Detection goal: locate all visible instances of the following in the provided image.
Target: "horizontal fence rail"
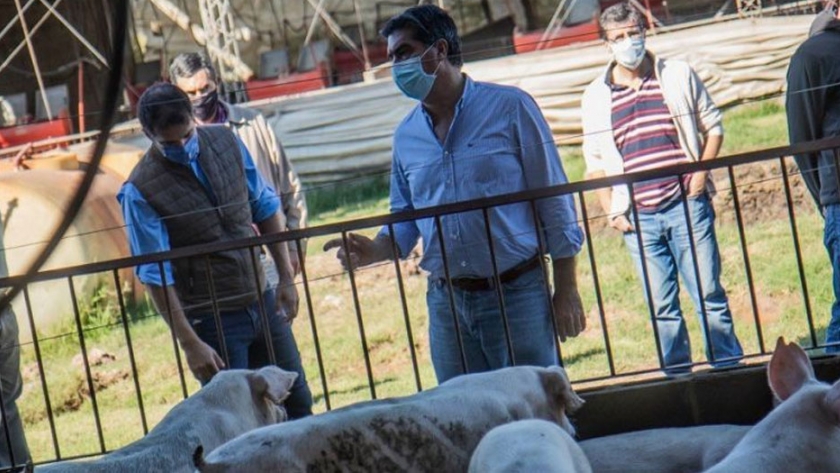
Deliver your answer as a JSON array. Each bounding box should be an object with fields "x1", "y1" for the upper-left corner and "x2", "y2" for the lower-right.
[{"x1": 1, "y1": 135, "x2": 840, "y2": 468}]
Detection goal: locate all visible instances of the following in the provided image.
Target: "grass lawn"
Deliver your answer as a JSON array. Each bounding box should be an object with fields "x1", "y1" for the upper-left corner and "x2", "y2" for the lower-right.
[{"x1": 22, "y1": 97, "x2": 824, "y2": 462}]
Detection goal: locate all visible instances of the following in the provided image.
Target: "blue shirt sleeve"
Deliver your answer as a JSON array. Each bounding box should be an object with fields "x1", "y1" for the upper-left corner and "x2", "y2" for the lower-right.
[
  {"x1": 240, "y1": 140, "x2": 281, "y2": 223},
  {"x1": 117, "y1": 183, "x2": 174, "y2": 286},
  {"x1": 514, "y1": 93, "x2": 584, "y2": 259},
  {"x1": 377, "y1": 147, "x2": 420, "y2": 258}
]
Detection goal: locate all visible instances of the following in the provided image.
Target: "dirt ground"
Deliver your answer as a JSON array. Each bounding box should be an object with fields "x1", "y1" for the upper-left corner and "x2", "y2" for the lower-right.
[{"x1": 583, "y1": 160, "x2": 817, "y2": 232}]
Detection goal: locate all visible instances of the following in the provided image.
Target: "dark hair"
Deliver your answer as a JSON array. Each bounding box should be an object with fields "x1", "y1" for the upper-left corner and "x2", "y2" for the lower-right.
[
  {"x1": 137, "y1": 82, "x2": 193, "y2": 135},
  {"x1": 381, "y1": 5, "x2": 463, "y2": 67},
  {"x1": 599, "y1": 2, "x2": 647, "y2": 38},
  {"x1": 169, "y1": 52, "x2": 217, "y2": 83}
]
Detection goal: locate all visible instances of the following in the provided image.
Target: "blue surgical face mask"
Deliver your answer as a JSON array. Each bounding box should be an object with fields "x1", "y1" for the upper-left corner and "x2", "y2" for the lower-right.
[
  {"x1": 610, "y1": 35, "x2": 646, "y2": 70},
  {"x1": 391, "y1": 45, "x2": 441, "y2": 101},
  {"x1": 158, "y1": 131, "x2": 198, "y2": 163}
]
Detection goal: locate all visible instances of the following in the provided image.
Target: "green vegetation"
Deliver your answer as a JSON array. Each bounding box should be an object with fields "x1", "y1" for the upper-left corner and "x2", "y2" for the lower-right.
[{"x1": 20, "y1": 98, "x2": 816, "y2": 462}]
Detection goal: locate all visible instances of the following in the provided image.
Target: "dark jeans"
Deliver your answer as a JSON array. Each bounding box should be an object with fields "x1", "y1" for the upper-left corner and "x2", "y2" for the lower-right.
[
  {"x1": 824, "y1": 203, "x2": 840, "y2": 354},
  {"x1": 189, "y1": 289, "x2": 313, "y2": 419},
  {"x1": 0, "y1": 307, "x2": 29, "y2": 471}
]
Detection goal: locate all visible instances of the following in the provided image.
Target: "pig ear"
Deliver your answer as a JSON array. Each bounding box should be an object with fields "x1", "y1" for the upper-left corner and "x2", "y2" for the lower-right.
[
  {"x1": 248, "y1": 367, "x2": 298, "y2": 404},
  {"x1": 768, "y1": 337, "x2": 815, "y2": 401},
  {"x1": 823, "y1": 380, "x2": 840, "y2": 424},
  {"x1": 544, "y1": 366, "x2": 585, "y2": 414}
]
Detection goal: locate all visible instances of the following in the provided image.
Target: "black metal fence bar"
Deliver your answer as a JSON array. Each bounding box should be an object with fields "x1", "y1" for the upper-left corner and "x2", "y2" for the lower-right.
[
  {"x1": 67, "y1": 276, "x2": 106, "y2": 453},
  {"x1": 340, "y1": 231, "x2": 377, "y2": 400},
  {"x1": 434, "y1": 214, "x2": 468, "y2": 376},
  {"x1": 675, "y1": 178, "x2": 716, "y2": 364},
  {"x1": 158, "y1": 261, "x2": 189, "y2": 400},
  {"x1": 530, "y1": 199, "x2": 565, "y2": 365},
  {"x1": 386, "y1": 224, "x2": 424, "y2": 393},
  {"x1": 627, "y1": 185, "x2": 669, "y2": 370},
  {"x1": 576, "y1": 192, "x2": 615, "y2": 376},
  {"x1": 22, "y1": 286, "x2": 60, "y2": 459},
  {"x1": 481, "y1": 207, "x2": 516, "y2": 367},
  {"x1": 249, "y1": 249, "x2": 277, "y2": 366},
  {"x1": 205, "y1": 254, "x2": 232, "y2": 369},
  {"x1": 112, "y1": 269, "x2": 149, "y2": 435},
  {"x1": 726, "y1": 165, "x2": 765, "y2": 355},
  {"x1": 294, "y1": 238, "x2": 331, "y2": 411},
  {"x1": 779, "y1": 157, "x2": 819, "y2": 348}
]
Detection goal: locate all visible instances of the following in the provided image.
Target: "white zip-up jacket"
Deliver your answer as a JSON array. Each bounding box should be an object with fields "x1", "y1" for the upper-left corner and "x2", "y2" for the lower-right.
[{"x1": 581, "y1": 53, "x2": 723, "y2": 218}]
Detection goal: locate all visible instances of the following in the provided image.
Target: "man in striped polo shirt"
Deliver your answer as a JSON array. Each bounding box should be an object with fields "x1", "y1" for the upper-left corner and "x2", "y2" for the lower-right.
[{"x1": 581, "y1": 2, "x2": 743, "y2": 375}]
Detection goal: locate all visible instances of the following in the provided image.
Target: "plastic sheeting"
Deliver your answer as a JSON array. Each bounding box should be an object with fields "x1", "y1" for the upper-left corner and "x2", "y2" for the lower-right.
[{"x1": 253, "y1": 16, "x2": 812, "y2": 183}]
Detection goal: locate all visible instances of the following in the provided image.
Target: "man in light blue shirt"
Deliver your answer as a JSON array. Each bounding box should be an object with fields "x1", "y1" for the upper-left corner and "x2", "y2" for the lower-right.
[
  {"x1": 324, "y1": 5, "x2": 585, "y2": 383},
  {"x1": 118, "y1": 83, "x2": 312, "y2": 418}
]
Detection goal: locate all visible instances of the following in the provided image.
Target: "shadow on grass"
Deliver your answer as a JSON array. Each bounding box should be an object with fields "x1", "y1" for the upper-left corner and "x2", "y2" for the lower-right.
[
  {"x1": 313, "y1": 375, "x2": 398, "y2": 405},
  {"x1": 563, "y1": 347, "x2": 606, "y2": 367}
]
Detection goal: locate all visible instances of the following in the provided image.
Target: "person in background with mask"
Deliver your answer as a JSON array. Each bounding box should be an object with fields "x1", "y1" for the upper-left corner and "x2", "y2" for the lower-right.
[
  {"x1": 118, "y1": 83, "x2": 313, "y2": 418},
  {"x1": 786, "y1": 0, "x2": 840, "y2": 353},
  {"x1": 324, "y1": 5, "x2": 585, "y2": 383},
  {"x1": 169, "y1": 53, "x2": 308, "y2": 284},
  {"x1": 581, "y1": 2, "x2": 742, "y2": 376}
]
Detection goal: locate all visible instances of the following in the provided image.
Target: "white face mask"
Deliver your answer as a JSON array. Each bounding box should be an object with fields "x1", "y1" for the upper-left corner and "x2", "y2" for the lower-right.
[{"x1": 609, "y1": 35, "x2": 646, "y2": 70}]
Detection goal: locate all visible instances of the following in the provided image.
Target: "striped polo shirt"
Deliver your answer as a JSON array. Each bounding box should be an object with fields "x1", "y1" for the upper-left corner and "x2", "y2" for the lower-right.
[{"x1": 611, "y1": 74, "x2": 690, "y2": 211}]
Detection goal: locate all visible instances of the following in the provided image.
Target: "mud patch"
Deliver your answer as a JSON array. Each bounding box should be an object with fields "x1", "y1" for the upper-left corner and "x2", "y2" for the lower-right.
[
  {"x1": 582, "y1": 162, "x2": 816, "y2": 232},
  {"x1": 59, "y1": 368, "x2": 129, "y2": 414}
]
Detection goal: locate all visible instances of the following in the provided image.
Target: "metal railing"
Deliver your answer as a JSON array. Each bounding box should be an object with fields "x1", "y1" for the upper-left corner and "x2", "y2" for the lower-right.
[{"x1": 2, "y1": 135, "x2": 840, "y2": 468}]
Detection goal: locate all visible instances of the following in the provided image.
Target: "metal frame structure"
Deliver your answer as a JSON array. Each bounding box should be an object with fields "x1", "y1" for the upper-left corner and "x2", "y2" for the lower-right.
[
  {"x1": 198, "y1": 0, "x2": 245, "y2": 83},
  {"x1": 7, "y1": 135, "x2": 840, "y2": 467},
  {"x1": 0, "y1": 0, "x2": 111, "y2": 122}
]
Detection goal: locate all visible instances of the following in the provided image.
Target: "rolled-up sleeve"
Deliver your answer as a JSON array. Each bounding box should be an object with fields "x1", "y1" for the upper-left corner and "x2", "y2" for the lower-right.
[
  {"x1": 514, "y1": 94, "x2": 584, "y2": 259},
  {"x1": 377, "y1": 148, "x2": 420, "y2": 259},
  {"x1": 117, "y1": 183, "x2": 174, "y2": 286},
  {"x1": 240, "y1": 140, "x2": 281, "y2": 223}
]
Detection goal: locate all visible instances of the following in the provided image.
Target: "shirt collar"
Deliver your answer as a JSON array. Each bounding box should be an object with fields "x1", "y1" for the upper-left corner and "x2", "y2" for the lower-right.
[
  {"x1": 458, "y1": 74, "x2": 474, "y2": 111},
  {"x1": 420, "y1": 73, "x2": 473, "y2": 119},
  {"x1": 222, "y1": 101, "x2": 248, "y2": 126}
]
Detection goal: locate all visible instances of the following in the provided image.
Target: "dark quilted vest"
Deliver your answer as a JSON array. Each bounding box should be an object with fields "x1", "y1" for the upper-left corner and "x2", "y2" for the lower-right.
[{"x1": 128, "y1": 125, "x2": 263, "y2": 315}]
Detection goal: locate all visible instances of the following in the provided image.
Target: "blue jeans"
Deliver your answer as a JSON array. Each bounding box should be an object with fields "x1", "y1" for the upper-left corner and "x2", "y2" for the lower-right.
[
  {"x1": 189, "y1": 289, "x2": 313, "y2": 419},
  {"x1": 623, "y1": 195, "x2": 743, "y2": 373},
  {"x1": 426, "y1": 266, "x2": 558, "y2": 383},
  {"x1": 824, "y1": 204, "x2": 840, "y2": 354}
]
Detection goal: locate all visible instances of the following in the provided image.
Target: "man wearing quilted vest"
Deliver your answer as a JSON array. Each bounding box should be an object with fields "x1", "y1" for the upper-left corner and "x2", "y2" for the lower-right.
[
  {"x1": 118, "y1": 83, "x2": 312, "y2": 418},
  {"x1": 169, "y1": 53, "x2": 308, "y2": 284}
]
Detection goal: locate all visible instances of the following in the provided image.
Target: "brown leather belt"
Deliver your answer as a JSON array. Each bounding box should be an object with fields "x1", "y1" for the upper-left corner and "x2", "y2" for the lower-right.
[{"x1": 447, "y1": 255, "x2": 542, "y2": 292}]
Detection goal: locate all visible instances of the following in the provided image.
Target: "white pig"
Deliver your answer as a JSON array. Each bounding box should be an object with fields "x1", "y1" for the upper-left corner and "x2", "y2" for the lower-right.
[
  {"x1": 193, "y1": 365, "x2": 584, "y2": 473},
  {"x1": 705, "y1": 337, "x2": 840, "y2": 472},
  {"x1": 580, "y1": 424, "x2": 749, "y2": 473},
  {"x1": 37, "y1": 366, "x2": 297, "y2": 473},
  {"x1": 469, "y1": 419, "x2": 592, "y2": 473}
]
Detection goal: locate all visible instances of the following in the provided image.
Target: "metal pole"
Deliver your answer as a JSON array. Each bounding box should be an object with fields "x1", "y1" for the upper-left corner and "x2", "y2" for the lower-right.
[
  {"x1": 353, "y1": 0, "x2": 371, "y2": 72},
  {"x1": 0, "y1": 0, "x2": 64, "y2": 76},
  {"x1": 0, "y1": 0, "x2": 36, "y2": 45},
  {"x1": 77, "y1": 62, "x2": 85, "y2": 133},
  {"x1": 304, "y1": 0, "x2": 361, "y2": 56},
  {"x1": 36, "y1": 0, "x2": 109, "y2": 67},
  {"x1": 13, "y1": 0, "x2": 53, "y2": 120},
  {"x1": 303, "y1": 0, "x2": 328, "y2": 48}
]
